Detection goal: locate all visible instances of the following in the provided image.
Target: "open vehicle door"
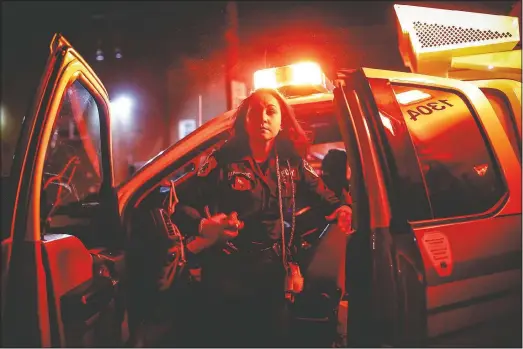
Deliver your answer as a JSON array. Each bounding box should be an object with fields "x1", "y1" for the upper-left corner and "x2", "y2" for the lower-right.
[
  {"x1": 334, "y1": 68, "x2": 521, "y2": 346},
  {"x1": 2, "y1": 34, "x2": 127, "y2": 347}
]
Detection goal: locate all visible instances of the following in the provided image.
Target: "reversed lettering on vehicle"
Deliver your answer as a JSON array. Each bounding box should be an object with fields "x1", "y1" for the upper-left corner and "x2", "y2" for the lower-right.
[{"x1": 407, "y1": 99, "x2": 454, "y2": 121}]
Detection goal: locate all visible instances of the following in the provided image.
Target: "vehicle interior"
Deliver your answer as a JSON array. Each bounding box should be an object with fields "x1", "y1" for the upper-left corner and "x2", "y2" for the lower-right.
[
  {"x1": 33, "y1": 79, "x2": 370, "y2": 347},
  {"x1": 121, "y1": 98, "x2": 355, "y2": 347}
]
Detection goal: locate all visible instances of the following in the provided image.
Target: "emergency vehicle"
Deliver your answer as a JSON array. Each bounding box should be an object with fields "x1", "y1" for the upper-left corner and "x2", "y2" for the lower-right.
[{"x1": 1, "y1": 4, "x2": 520, "y2": 347}]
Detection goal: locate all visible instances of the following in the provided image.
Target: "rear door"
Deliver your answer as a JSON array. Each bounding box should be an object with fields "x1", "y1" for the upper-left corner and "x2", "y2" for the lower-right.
[
  {"x1": 2, "y1": 34, "x2": 126, "y2": 347},
  {"x1": 335, "y1": 68, "x2": 521, "y2": 346}
]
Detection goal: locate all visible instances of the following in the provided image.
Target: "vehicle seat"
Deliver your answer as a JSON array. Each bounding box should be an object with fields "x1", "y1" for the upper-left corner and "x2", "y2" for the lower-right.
[{"x1": 291, "y1": 224, "x2": 348, "y2": 347}]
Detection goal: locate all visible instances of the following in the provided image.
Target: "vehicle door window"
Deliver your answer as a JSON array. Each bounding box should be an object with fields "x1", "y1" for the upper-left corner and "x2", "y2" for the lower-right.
[
  {"x1": 369, "y1": 79, "x2": 506, "y2": 221},
  {"x1": 368, "y1": 80, "x2": 433, "y2": 221},
  {"x1": 41, "y1": 80, "x2": 103, "y2": 239},
  {"x1": 480, "y1": 88, "x2": 521, "y2": 162}
]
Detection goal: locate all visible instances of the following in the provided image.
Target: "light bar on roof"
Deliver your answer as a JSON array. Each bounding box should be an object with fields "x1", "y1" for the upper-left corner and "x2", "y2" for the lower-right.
[
  {"x1": 253, "y1": 68, "x2": 278, "y2": 90},
  {"x1": 290, "y1": 62, "x2": 324, "y2": 86},
  {"x1": 253, "y1": 62, "x2": 326, "y2": 90}
]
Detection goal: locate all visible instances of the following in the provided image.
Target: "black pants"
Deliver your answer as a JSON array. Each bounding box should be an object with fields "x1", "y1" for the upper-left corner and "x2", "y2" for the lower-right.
[
  {"x1": 183, "y1": 249, "x2": 291, "y2": 347},
  {"x1": 195, "y1": 291, "x2": 290, "y2": 347}
]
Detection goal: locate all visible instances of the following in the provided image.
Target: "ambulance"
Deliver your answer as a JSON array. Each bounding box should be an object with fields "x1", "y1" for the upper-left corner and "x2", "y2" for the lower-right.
[{"x1": 1, "y1": 4, "x2": 520, "y2": 348}]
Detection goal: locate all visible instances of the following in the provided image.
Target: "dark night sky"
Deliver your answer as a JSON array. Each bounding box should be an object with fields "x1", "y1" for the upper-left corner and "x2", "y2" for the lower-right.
[
  {"x1": 2, "y1": 1, "x2": 517, "y2": 96},
  {"x1": 3, "y1": 1, "x2": 516, "y2": 75}
]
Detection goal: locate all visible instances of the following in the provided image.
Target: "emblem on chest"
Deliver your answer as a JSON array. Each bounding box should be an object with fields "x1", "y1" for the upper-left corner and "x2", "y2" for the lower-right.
[{"x1": 228, "y1": 171, "x2": 254, "y2": 191}]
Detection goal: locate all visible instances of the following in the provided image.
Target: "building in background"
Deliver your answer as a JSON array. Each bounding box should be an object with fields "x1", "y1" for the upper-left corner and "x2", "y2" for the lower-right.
[{"x1": 165, "y1": 1, "x2": 248, "y2": 146}]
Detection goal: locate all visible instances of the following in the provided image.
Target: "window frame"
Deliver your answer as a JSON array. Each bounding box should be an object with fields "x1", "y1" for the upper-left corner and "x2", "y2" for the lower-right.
[
  {"x1": 479, "y1": 87, "x2": 521, "y2": 162},
  {"x1": 381, "y1": 81, "x2": 510, "y2": 227},
  {"x1": 66, "y1": 72, "x2": 113, "y2": 191},
  {"x1": 39, "y1": 74, "x2": 110, "y2": 234}
]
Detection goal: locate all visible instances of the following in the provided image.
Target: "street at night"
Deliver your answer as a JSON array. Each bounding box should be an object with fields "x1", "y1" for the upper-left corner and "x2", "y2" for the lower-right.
[{"x1": 1, "y1": 1, "x2": 522, "y2": 347}]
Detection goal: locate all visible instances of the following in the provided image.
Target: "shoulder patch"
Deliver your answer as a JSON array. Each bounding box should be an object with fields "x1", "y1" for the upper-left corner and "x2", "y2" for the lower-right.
[
  {"x1": 198, "y1": 152, "x2": 218, "y2": 177},
  {"x1": 303, "y1": 160, "x2": 319, "y2": 178}
]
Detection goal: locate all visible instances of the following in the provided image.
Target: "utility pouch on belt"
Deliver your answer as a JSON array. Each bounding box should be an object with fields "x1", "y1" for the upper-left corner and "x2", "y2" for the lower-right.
[{"x1": 284, "y1": 261, "x2": 304, "y2": 302}]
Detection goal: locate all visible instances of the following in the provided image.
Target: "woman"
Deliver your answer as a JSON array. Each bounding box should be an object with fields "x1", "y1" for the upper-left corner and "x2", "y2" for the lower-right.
[{"x1": 173, "y1": 88, "x2": 352, "y2": 347}]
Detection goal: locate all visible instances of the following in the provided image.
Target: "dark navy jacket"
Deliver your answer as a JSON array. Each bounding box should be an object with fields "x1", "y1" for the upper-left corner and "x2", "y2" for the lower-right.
[{"x1": 173, "y1": 144, "x2": 341, "y2": 250}]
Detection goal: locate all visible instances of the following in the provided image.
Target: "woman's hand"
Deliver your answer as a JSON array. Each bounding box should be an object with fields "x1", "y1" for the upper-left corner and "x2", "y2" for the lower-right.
[
  {"x1": 325, "y1": 205, "x2": 353, "y2": 235},
  {"x1": 199, "y1": 212, "x2": 244, "y2": 242}
]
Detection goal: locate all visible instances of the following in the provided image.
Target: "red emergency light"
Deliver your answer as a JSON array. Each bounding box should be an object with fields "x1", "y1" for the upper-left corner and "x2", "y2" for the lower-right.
[{"x1": 253, "y1": 62, "x2": 330, "y2": 97}]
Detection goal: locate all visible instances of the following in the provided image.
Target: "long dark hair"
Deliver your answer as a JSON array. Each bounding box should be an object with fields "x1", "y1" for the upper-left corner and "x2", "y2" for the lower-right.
[{"x1": 227, "y1": 88, "x2": 309, "y2": 159}]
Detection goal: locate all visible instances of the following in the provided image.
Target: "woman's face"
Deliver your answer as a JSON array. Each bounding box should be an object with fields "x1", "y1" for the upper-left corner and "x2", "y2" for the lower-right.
[{"x1": 245, "y1": 92, "x2": 282, "y2": 143}]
